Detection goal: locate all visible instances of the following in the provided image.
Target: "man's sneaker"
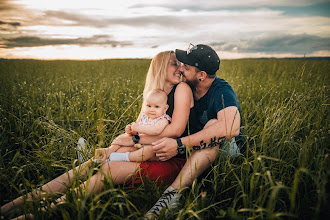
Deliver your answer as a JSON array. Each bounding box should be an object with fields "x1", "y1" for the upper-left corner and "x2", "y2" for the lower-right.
[{"x1": 145, "y1": 186, "x2": 181, "y2": 219}]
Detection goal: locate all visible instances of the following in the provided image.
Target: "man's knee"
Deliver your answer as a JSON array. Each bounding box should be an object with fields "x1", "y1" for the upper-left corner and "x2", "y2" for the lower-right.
[{"x1": 190, "y1": 146, "x2": 219, "y2": 164}]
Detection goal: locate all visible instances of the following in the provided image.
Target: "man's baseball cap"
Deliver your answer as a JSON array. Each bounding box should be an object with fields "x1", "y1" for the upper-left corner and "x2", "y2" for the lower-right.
[{"x1": 175, "y1": 44, "x2": 220, "y2": 75}]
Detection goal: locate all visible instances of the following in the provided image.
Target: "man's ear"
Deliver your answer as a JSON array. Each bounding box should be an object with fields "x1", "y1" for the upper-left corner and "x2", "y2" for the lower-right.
[{"x1": 199, "y1": 71, "x2": 207, "y2": 81}]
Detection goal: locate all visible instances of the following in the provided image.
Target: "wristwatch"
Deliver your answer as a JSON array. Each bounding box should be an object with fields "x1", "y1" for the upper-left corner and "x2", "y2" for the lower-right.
[
  {"x1": 132, "y1": 134, "x2": 140, "y2": 144},
  {"x1": 176, "y1": 138, "x2": 186, "y2": 155}
]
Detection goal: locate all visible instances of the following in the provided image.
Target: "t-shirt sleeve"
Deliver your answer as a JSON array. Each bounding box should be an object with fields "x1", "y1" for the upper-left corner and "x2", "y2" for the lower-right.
[{"x1": 213, "y1": 85, "x2": 239, "y2": 114}]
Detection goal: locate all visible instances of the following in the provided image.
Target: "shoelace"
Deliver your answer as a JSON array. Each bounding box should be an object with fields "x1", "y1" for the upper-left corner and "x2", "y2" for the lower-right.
[{"x1": 148, "y1": 190, "x2": 177, "y2": 216}]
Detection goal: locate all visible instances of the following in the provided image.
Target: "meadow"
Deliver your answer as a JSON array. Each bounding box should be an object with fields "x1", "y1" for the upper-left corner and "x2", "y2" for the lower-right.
[{"x1": 0, "y1": 58, "x2": 329, "y2": 219}]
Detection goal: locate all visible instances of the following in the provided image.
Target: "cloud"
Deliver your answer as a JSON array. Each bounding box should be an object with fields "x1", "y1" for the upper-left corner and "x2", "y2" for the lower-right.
[
  {"x1": 42, "y1": 10, "x2": 185, "y2": 28},
  {"x1": 0, "y1": 0, "x2": 329, "y2": 59},
  {"x1": 44, "y1": 10, "x2": 108, "y2": 27},
  {"x1": 0, "y1": 20, "x2": 20, "y2": 27},
  {"x1": 0, "y1": 35, "x2": 133, "y2": 48},
  {"x1": 247, "y1": 34, "x2": 330, "y2": 54},
  {"x1": 131, "y1": 0, "x2": 328, "y2": 10},
  {"x1": 211, "y1": 34, "x2": 330, "y2": 54},
  {"x1": 0, "y1": 0, "x2": 15, "y2": 11},
  {"x1": 0, "y1": 20, "x2": 21, "y2": 34},
  {"x1": 3, "y1": 4, "x2": 328, "y2": 36}
]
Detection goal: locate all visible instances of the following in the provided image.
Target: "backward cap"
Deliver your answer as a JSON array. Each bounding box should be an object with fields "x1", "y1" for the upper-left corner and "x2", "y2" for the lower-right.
[{"x1": 176, "y1": 44, "x2": 220, "y2": 75}]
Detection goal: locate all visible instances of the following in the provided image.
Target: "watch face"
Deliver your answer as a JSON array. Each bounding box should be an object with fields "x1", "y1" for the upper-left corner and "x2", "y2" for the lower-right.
[
  {"x1": 178, "y1": 146, "x2": 186, "y2": 155},
  {"x1": 132, "y1": 135, "x2": 140, "y2": 144}
]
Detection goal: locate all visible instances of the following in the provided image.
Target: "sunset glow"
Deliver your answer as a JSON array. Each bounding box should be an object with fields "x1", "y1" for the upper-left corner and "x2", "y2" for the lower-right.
[{"x1": 1, "y1": 0, "x2": 329, "y2": 59}]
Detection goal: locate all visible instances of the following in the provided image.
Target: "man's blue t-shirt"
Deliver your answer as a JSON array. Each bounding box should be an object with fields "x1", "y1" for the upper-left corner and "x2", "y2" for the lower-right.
[
  {"x1": 190, "y1": 77, "x2": 241, "y2": 132},
  {"x1": 188, "y1": 77, "x2": 244, "y2": 150}
]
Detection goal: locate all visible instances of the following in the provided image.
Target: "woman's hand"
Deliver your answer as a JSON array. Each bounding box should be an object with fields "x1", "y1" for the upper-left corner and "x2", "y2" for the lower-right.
[
  {"x1": 152, "y1": 137, "x2": 178, "y2": 161},
  {"x1": 112, "y1": 133, "x2": 134, "y2": 146}
]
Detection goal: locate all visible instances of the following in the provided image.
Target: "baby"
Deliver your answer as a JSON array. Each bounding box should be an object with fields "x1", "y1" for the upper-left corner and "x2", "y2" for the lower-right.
[{"x1": 103, "y1": 89, "x2": 171, "y2": 162}]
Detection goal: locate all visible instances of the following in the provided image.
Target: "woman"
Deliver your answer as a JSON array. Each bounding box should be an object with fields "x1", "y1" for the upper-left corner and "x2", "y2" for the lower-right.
[{"x1": 1, "y1": 51, "x2": 193, "y2": 216}]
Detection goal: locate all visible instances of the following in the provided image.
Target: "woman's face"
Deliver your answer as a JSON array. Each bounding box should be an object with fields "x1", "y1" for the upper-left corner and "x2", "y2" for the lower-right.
[{"x1": 165, "y1": 53, "x2": 182, "y2": 85}]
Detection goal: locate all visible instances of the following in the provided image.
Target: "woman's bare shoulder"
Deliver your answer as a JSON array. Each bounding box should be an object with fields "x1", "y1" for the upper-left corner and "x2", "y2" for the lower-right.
[
  {"x1": 174, "y1": 82, "x2": 193, "y2": 104},
  {"x1": 176, "y1": 82, "x2": 192, "y2": 92}
]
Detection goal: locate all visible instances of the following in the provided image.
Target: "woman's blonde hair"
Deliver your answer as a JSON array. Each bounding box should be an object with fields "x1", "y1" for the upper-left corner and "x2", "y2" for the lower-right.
[{"x1": 143, "y1": 50, "x2": 174, "y2": 99}]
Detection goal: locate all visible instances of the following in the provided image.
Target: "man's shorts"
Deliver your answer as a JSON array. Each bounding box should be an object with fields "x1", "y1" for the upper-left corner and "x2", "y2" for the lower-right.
[
  {"x1": 128, "y1": 158, "x2": 186, "y2": 186},
  {"x1": 220, "y1": 137, "x2": 242, "y2": 157}
]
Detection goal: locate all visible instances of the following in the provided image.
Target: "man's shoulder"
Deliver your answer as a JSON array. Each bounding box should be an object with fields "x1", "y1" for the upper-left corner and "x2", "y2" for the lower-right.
[
  {"x1": 211, "y1": 77, "x2": 233, "y2": 92},
  {"x1": 209, "y1": 77, "x2": 239, "y2": 104}
]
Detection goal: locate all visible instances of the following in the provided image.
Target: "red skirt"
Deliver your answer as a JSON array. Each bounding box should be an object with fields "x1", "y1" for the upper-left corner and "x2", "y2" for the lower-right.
[{"x1": 129, "y1": 158, "x2": 186, "y2": 186}]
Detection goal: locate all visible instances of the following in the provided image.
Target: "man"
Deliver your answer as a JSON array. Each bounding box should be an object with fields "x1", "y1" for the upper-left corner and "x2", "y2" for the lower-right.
[{"x1": 146, "y1": 44, "x2": 245, "y2": 218}]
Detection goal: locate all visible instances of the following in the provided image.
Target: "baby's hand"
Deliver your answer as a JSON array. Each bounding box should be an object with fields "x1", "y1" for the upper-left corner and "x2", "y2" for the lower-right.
[
  {"x1": 131, "y1": 122, "x2": 139, "y2": 132},
  {"x1": 125, "y1": 124, "x2": 133, "y2": 134}
]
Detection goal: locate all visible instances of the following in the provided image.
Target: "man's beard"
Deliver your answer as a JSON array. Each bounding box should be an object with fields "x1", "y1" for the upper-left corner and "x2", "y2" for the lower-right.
[{"x1": 184, "y1": 78, "x2": 199, "y2": 87}]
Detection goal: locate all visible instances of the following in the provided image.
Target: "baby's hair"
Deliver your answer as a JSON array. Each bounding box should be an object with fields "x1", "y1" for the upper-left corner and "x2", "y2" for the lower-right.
[{"x1": 146, "y1": 89, "x2": 168, "y2": 103}]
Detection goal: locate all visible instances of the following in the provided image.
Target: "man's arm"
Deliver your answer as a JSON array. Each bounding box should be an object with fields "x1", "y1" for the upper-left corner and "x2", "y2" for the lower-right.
[
  {"x1": 183, "y1": 106, "x2": 240, "y2": 149},
  {"x1": 153, "y1": 106, "x2": 241, "y2": 160}
]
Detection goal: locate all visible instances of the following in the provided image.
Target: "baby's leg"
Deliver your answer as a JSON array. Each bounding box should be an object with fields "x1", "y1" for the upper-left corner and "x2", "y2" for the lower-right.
[
  {"x1": 128, "y1": 145, "x2": 156, "y2": 162},
  {"x1": 106, "y1": 144, "x2": 121, "y2": 154},
  {"x1": 107, "y1": 145, "x2": 156, "y2": 162},
  {"x1": 116, "y1": 146, "x2": 137, "y2": 153}
]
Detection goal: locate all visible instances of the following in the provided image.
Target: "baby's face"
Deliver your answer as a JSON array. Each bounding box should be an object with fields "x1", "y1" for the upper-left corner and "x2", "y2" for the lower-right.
[{"x1": 144, "y1": 95, "x2": 168, "y2": 120}]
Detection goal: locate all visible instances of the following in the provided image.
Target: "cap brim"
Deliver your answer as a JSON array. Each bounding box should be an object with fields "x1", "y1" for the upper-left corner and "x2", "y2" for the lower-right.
[{"x1": 175, "y1": 49, "x2": 195, "y2": 66}]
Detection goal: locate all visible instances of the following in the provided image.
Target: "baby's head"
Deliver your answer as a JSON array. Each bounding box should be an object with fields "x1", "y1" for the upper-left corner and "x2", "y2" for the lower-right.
[{"x1": 144, "y1": 89, "x2": 169, "y2": 120}]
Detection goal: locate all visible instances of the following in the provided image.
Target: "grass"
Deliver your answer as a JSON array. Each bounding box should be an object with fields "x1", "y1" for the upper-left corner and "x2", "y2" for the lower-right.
[{"x1": 0, "y1": 58, "x2": 329, "y2": 219}]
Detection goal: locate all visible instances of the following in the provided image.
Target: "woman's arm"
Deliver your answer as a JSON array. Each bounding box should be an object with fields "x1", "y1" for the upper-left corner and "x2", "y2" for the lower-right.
[
  {"x1": 139, "y1": 82, "x2": 193, "y2": 144},
  {"x1": 111, "y1": 82, "x2": 193, "y2": 146},
  {"x1": 131, "y1": 118, "x2": 169, "y2": 136}
]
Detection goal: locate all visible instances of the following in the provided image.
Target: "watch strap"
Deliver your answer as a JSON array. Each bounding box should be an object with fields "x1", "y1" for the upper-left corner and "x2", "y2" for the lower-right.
[{"x1": 176, "y1": 138, "x2": 186, "y2": 155}]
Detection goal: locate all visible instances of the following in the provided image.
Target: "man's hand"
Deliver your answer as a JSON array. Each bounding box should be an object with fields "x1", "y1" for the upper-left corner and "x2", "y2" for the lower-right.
[
  {"x1": 152, "y1": 137, "x2": 178, "y2": 161},
  {"x1": 112, "y1": 133, "x2": 134, "y2": 146}
]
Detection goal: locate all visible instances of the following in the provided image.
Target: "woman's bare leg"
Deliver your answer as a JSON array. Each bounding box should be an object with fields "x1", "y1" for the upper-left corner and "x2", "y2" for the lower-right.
[
  {"x1": 1, "y1": 159, "x2": 94, "y2": 215},
  {"x1": 1, "y1": 139, "x2": 133, "y2": 215},
  {"x1": 50, "y1": 160, "x2": 141, "y2": 208},
  {"x1": 12, "y1": 161, "x2": 141, "y2": 219}
]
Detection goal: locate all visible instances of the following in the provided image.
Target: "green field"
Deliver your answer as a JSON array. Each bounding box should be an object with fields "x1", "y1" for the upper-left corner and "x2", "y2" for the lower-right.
[{"x1": 0, "y1": 59, "x2": 329, "y2": 219}]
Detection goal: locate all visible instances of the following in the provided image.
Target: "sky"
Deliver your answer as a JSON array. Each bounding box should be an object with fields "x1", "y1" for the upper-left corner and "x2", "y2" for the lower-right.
[{"x1": 0, "y1": 0, "x2": 329, "y2": 59}]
